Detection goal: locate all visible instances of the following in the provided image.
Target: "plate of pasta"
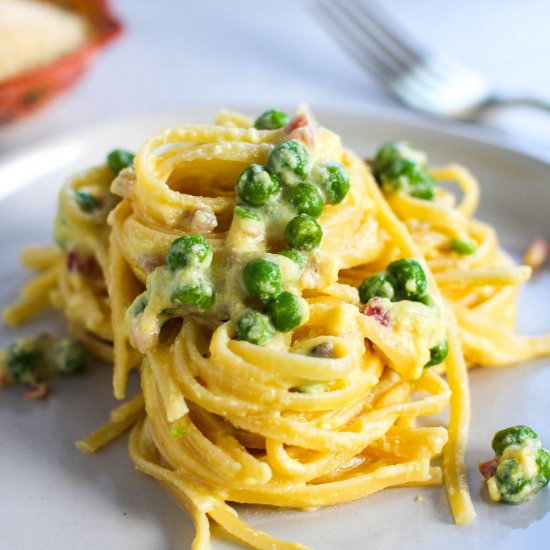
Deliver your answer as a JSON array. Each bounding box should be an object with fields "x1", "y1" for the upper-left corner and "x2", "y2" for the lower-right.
[{"x1": 1, "y1": 107, "x2": 549, "y2": 550}]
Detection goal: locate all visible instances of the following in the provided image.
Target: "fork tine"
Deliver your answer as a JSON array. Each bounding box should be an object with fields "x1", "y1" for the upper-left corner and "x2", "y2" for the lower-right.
[
  {"x1": 336, "y1": 0, "x2": 445, "y2": 88},
  {"x1": 339, "y1": 0, "x2": 411, "y2": 72},
  {"x1": 316, "y1": 0, "x2": 401, "y2": 85},
  {"x1": 355, "y1": 2, "x2": 469, "y2": 85},
  {"x1": 353, "y1": 0, "x2": 428, "y2": 65},
  {"x1": 355, "y1": 2, "x2": 459, "y2": 85},
  {"x1": 315, "y1": 2, "x2": 392, "y2": 83}
]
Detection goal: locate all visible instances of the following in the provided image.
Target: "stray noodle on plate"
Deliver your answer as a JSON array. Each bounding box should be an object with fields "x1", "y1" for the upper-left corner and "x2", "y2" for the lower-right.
[{"x1": 3, "y1": 108, "x2": 550, "y2": 549}]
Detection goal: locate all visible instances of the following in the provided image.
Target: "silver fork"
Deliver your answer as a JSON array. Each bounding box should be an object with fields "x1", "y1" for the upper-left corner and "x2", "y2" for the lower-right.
[{"x1": 315, "y1": 0, "x2": 550, "y2": 121}]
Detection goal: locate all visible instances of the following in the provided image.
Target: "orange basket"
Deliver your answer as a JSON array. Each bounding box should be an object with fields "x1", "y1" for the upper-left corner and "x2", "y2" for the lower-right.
[{"x1": 0, "y1": 0, "x2": 123, "y2": 124}]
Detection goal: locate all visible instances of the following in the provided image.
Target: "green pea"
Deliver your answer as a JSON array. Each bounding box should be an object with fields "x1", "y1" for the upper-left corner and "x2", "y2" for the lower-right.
[
  {"x1": 254, "y1": 109, "x2": 290, "y2": 130},
  {"x1": 387, "y1": 258, "x2": 428, "y2": 301},
  {"x1": 51, "y1": 339, "x2": 87, "y2": 377},
  {"x1": 378, "y1": 159, "x2": 412, "y2": 192},
  {"x1": 236, "y1": 164, "x2": 281, "y2": 207},
  {"x1": 408, "y1": 172, "x2": 436, "y2": 200},
  {"x1": 268, "y1": 140, "x2": 310, "y2": 186},
  {"x1": 74, "y1": 191, "x2": 100, "y2": 213},
  {"x1": 107, "y1": 149, "x2": 135, "y2": 174},
  {"x1": 450, "y1": 236, "x2": 478, "y2": 255},
  {"x1": 289, "y1": 183, "x2": 324, "y2": 218},
  {"x1": 358, "y1": 274, "x2": 395, "y2": 303},
  {"x1": 278, "y1": 249, "x2": 307, "y2": 270},
  {"x1": 373, "y1": 141, "x2": 427, "y2": 175},
  {"x1": 5, "y1": 341, "x2": 43, "y2": 385},
  {"x1": 382, "y1": 158, "x2": 433, "y2": 194},
  {"x1": 265, "y1": 291, "x2": 304, "y2": 332},
  {"x1": 171, "y1": 280, "x2": 215, "y2": 309},
  {"x1": 284, "y1": 214, "x2": 323, "y2": 251},
  {"x1": 313, "y1": 160, "x2": 350, "y2": 204},
  {"x1": 234, "y1": 204, "x2": 262, "y2": 221},
  {"x1": 235, "y1": 309, "x2": 275, "y2": 345},
  {"x1": 492, "y1": 426, "x2": 540, "y2": 456},
  {"x1": 242, "y1": 259, "x2": 282, "y2": 301},
  {"x1": 425, "y1": 340, "x2": 449, "y2": 368},
  {"x1": 166, "y1": 234, "x2": 212, "y2": 271},
  {"x1": 536, "y1": 448, "x2": 550, "y2": 486}
]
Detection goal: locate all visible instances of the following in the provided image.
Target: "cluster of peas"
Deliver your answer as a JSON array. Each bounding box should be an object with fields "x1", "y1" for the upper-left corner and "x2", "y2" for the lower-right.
[
  {"x1": 121, "y1": 110, "x2": 350, "y2": 347},
  {"x1": 485, "y1": 425, "x2": 550, "y2": 503},
  {"x1": 233, "y1": 110, "x2": 351, "y2": 345},
  {"x1": 4, "y1": 336, "x2": 87, "y2": 386},
  {"x1": 358, "y1": 258, "x2": 448, "y2": 368},
  {"x1": 371, "y1": 141, "x2": 477, "y2": 256},
  {"x1": 372, "y1": 141, "x2": 437, "y2": 200},
  {"x1": 125, "y1": 234, "x2": 216, "y2": 327}
]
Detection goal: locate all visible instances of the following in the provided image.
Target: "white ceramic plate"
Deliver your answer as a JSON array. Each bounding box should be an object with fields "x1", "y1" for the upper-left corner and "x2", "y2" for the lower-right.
[{"x1": 1, "y1": 109, "x2": 549, "y2": 550}]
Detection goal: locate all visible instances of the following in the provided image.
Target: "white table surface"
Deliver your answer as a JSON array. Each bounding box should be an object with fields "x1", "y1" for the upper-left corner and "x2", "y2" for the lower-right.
[{"x1": 1, "y1": 0, "x2": 550, "y2": 161}]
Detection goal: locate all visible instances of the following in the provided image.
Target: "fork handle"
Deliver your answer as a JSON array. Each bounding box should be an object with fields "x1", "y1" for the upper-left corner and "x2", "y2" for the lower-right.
[{"x1": 480, "y1": 93, "x2": 550, "y2": 114}]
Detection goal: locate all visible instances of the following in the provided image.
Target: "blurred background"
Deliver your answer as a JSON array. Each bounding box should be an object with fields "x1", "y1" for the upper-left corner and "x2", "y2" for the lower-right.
[{"x1": 1, "y1": 0, "x2": 550, "y2": 159}]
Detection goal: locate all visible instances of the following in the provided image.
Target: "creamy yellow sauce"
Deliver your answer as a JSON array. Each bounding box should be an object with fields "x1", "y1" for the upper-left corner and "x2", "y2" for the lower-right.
[{"x1": 388, "y1": 299, "x2": 445, "y2": 353}]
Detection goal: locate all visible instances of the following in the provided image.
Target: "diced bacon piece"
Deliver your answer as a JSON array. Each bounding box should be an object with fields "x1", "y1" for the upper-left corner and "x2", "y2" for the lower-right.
[
  {"x1": 479, "y1": 458, "x2": 499, "y2": 480},
  {"x1": 67, "y1": 250, "x2": 95, "y2": 275},
  {"x1": 187, "y1": 208, "x2": 217, "y2": 232},
  {"x1": 285, "y1": 113, "x2": 315, "y2": 147},
  {"x1": 301, "y1": 267, "x2": 320, "y2": 289},
  {"x1": 24, "y1": 383, "x2": 49, "y2": 400},
  {"x1": 111, "y1": 167, "x2": 136, "y2": 198},
  {"x1": 236, "y1": 218, "x2": 265, "y2": 244},
  {"x1": 0, "y1": 371, "x2": 10, "y2": 389},
  {"x1": 139, "y1": 254, "x2": 164, "y2": 273},
  {"x1": 360, "y1": 298, "x2": 390, "y2": 327},
  {"x1": 523, "y1": 237, "x2": 549, "y2": 271},
  {"x1": 130, "y1": 316, "x2": 159, "y2": 354},
  {"x1": 285, "y1": 113, "x2": 309, "y2": 133},
  {"x1": 292, "y1": 126, "x2": 315, "y2": 147}
]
